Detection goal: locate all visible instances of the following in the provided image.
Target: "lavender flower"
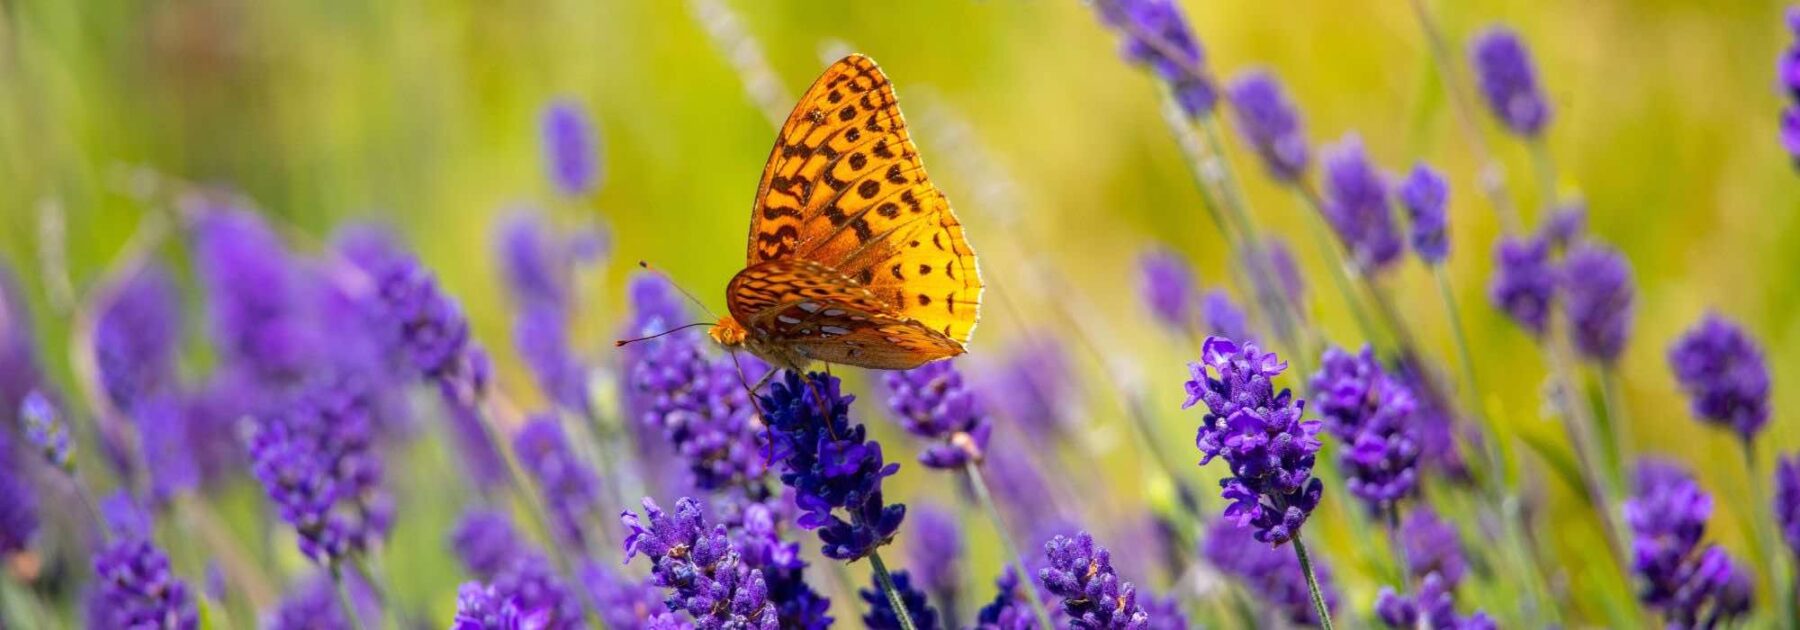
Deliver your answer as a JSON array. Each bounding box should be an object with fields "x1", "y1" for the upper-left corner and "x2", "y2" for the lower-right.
[
  {"x1": 1777, "y1": 455, "x2": 1800, "y2": 558},
  {"x1": 1399, "y1": 508, "x2": 1467, "y2": 588},
  {"x1": 1539, "y1": 201, "x2": 1587, "y2": 249},
  {"x1": 1470, "y1": 27, "x2": 1550, "y2": 136},
  {"x1": 1785, "y1": 7, "x2": 1800, "y2": 161},
  {"x1": 1228, "y1": 71, "x2": 1310, "y2": 182},
  {"x1": 630, "y1": 318, "x2": 770, "y2": 492},
  {"x1": 0, "y1": 426, "x2": 36, "y2": 556},
  {"x1": 1321, "y1": 135, "x2": 1402, "y2": 273},
  {"x1": 1397, "y1": 164, "x2": 1450, "y2": 264},
  {"x1": 266, "y1": 572, "x2": 378, "y2": 630},
  {"x1": 1625, "y1": 458, "x2": 1754, "y2": 627},
  {"x1": 1137, "y1": 247, "x2": 1199, "y2": 329},
  {"x1": 0, "y1": 262, "x2": 44, "y2": 427},
  {"x1": 136, "y1": 393, "x2": 199, "y2": 503},
  {"x1": 1252, "y1": 237, "x2": 1307, "y2": 316},
  {"x1": 1561, "y1": 244, "x2": 1635, "y2": 363},
  {"x1": 497, "y1": 210, "x2": 572, "y2": 310},
  {"x1": 452, "y1": 582, "x2": 551, "y2": 630},
  {"x1": 581, "y1": 562, "x2": 666, "y2": 629},
  {"x1": 21, "y1": 390, "x2": 72, "y2": 472},
  {"x1": 1310, "y1": 347, "x2": 1421, "y2": 512},
  {"x1": 190, "y1": 201, "x2": 317, "y2": 382},
  {"x1": 622, "y1": 497, "x2": 779, "y2": 629},
  {"x1": 883, "y1": 361, "x2": 992, "y2": 469},
  {"x1": 974, "y1": 569, "x2": 1035, "y2": 630},
  {"x1": 759, "y1": 371, "x2": 906, "y2": 561},
  {"x1": 1040, "y1": 532, "x2": 1149, "y2": 628},
  {"x1": 1201, "y1": 290, "x2": 1253, "y2": 344},
  {"x1": 1668, "y1": 314, "x2": 1771, "y2": 439},
  {"x1": 453, "y1": 509, "x2": 528, "y2": 580},
  {"x1": 485, "y1": 554, "x2": 585, "y2": 628},
  {"x1": 1202, "y1": 519, "x2": 1338, "y2": 625},
  {"x1": 91, "y1": 524, "x2": 200, "y2": 629},
  {"x1": 727, "y1": 502, "x2": 833, "y2": 629},
  {"x1": 248, "y1": 418, "x2": 349, "y2": 563},
  {"x1": 981, "y1": 335, "x2": 1079, "y2": 444},
  {"x1": 93, "y1": 264, "x2": 181, "y2": 411},
  {"x1": 543, "y1": 99, "x2": 601, "y2": 197},
  {"x1": 1488, "y1": 236, "x2": 1556, "y2": 336},
  {"x1": 1093, "y1": 0, "x2": 1217, "y2": 118},
  {"x1": 1183, "y1": 337, "x2": 1323, "y2": 545},
  {"x1": 906, "y1": 503, "x2": 964, "y2": 623},
  {"x1": 370, "y1": 253, "x2": 471, "y2": 382},
  {"x1": 1393, "y1": 358, "x2": 1471, "y2": 479},
  {"x1": 514, "y1": 416, "x2": 603, "y2": 547},
  {"x1": 861, "y1": 569, "x2": 941, "y2": 630},
  {"x1": 1374, "y1": 573, "x2": 1495, "y2": 630}
]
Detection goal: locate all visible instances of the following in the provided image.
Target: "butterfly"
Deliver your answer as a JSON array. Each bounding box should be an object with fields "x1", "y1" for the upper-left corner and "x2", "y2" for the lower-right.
[{"x1": 707, "y1": 54, "x2": 983, "y2": 373}]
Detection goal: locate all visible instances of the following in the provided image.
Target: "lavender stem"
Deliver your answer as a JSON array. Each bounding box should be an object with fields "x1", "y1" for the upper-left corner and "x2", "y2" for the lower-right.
[
  {"x1": 329, "y1": 563, "x2": 368, "y2": 630},
  {"x1": 1741, "y1": 442, "x2": 1779, "y2": 614},
  {"x1": 1404, "y1": 0, "x2": 1523, "y2": 232},
  {"x1": 1291, "y1": 535, "x2": 1336, "y2": 630},
  {"x1": 868, "y1": 549, "x2": 919, "y2": 630},
  {"x1": 966, "y1": 462, "x2": 1056, "y2": 628}
]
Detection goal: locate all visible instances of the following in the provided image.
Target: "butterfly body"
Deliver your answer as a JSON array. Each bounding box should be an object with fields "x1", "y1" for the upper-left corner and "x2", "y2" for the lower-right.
[{"x1": 713, "y1": 54, "x2": 982, "y2": 372}]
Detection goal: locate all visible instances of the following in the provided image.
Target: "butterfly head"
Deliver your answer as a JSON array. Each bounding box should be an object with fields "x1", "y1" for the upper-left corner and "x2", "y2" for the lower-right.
[{"x1": 709, "y1": 315, "x2": 748, "y2": 348}]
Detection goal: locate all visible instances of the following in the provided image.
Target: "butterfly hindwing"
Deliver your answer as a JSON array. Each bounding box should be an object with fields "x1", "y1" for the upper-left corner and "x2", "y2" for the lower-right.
[{"x1": 726, "y1": 259, "x2": 963, "y2": 370}]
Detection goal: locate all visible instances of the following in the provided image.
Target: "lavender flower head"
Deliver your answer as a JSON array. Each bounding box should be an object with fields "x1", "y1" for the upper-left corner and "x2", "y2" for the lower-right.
[
  {"x1": 1039, "y1": 532, "x2": 1149, "y2": 629},
  {"x1": 759, "y1": 371, "x2": 906, "y2": 560},
  {"x1": 93, "y1": 264, "x2": 181, "y2": 411},
  {"x1": 496, "y1": 210, "x2": 572, "y2": 311},
  {"x1": 515, "y1": 303, "x2": 589, "y2": 414},
  {"x1": 1137, "y1": 247, "x2": 1199, "y2": 329},
  {"x1": 581, "y1": 562, "x2": 667, "y2": 629},
  {"x1": 981, "y1": 335, "x2": 1079, "y2": 444},
  {"x1": 1782, "y1": 7, "x2": 1800, "y2": 161},
  {"x1": 453, "y1": 509, "x2": 528, "y2": 580},
  {"x1": 266, "y1": 572, "x2": 379, "y2": 630},
  {"x1": 1561, "y1": 244, "x2": 1635, "y2": 363},
  {"x1": 1374, "y1": 573, "x2": 1496, "y2": 630},
  {"x1": 1202, "y1": 519, "x2": 1338, "y2": 625},
  {"x1": 1094, "y1": 0, "x2": 1216, "y2": 118},
  {"x1": 1399, "y1": 508, "x2": 1467, "y2": 588},
  {"x1": 1201, "y1": 290, "x2": 1253, "y2": 344},
  {"x1": 21, "y1": 390, "x2": 72, "y2": 472},
  {"x1": 190, "y1": 201, "x2": 317, "y2": 381},
  {"x1": 1540, "y1": 200, "x2": 1587, "y2": 249},
  {"x1": 1470, "y1": 27, "x2": 1551, "y2": 136},
  {"x1": 622, "y1": 497, "x2": 779, "y2": 629},
  {"x1": 370, "y1": 253, "x2": 471, "y2": 382},
  {"x1": 513, "y1": 416, "x2": 603, "y2": 547},
  {"x1": 247, "y1": 419, "x2": 349, "y2": 563},
  {"x1": 542, "y1": 99, "x2": 601, "y2": 197},
  {"x1": 1397, "y1": 164, "x2": 1449, "y2": 264},
  {"x1": 631, "y1": 319, "x2": 770, "y2": 492},
  {"x1": 1668, "y1": 314, "x2": 1771, "y2": 439},
  {"x1": 1488, "y1": 235, "x2": 1556, "y2": 336},
  {"x1": 1228, "y1": 71, "x2": 1310, "y2": 182},
  {"x1": 1309, "y1": 346, "x2": 1421, "y2": 512},
  {"x1": 91, "y1": 510, "x2": 200, "y2": 630},
  {"x1": 883, "y1": 360, "x2": 992, "y2": 469},
  {"x1": 1624, "y1": 458, "x2": 1753, "y2": 627},
  {"x1": 452, "y1": 582, "x2": 552, "y2": 630},
  {"x1": 860, "y1": 570, "x2": 941, "y2": 630},
  {"x1": 1254, "y1": 237, "x2": 1306, "y2": 314},
  {"x1": 1321, "y1": 135, "x2": 1403, "y2": 273},
  {"x1": 906, "y1": 503, "x2": 964, "y2": 622},
  {"x1": 1776, "y1": 455, "x2": 1800, "y2": 558},
  {"x1": 974, "y1": 569, "x2": 1035, "y2": 630},
  {"x1": 1183, "y1": 337, "x2": 1324, "y2": 545},
  {"x1": 0, "y1": 426, "x2": 36, "y2": 556}
]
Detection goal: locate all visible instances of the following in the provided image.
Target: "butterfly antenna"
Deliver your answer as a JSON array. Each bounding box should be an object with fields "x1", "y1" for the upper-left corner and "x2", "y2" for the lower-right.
[
  {"x1": 613, "y1": 322, "x2": 715, "y2": 347},
  {"x1": 638, "y1": 260, "x2": 719, "y2": 320}
]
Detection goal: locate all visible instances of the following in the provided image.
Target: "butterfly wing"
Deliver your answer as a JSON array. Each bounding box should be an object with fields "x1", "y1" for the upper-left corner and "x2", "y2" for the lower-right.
[
  {"x1": 726, "y1": 259, "x2": 963, "y2": 370},
  {"x1": 746, "y1": 54, "x2": 982, "y2": 346}
]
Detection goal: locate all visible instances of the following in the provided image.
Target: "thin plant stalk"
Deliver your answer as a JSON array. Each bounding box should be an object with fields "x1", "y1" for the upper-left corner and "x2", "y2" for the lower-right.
[
  {"x1": 868, "y1": 549, "x2": 918, "y2": 630},
  {"x1": 966, "y1": 462, "x2": 1056, "y2": 628},
  {"x1": 1598, "y1": 367, "x2": 1635, "y2": 491},
  {"x1": 1291, "y1": 188, "x2": 1386, "y2": 348},
  {"x1": 1291, "y1": 535, "x2": 1336, "y2": 630},
  {"x1": 1741, "y1": 443, "x2": 1781, "y2": 620},
  {"x1": 329, "y1": 563, "x2": 368, "y2": 630},
  {"x1": 1403, "y1": 0, "x2": 1523, "y2": 232},
  {"x1": 1541, "y1": 324, "x2": 1640, "y2": 623}
]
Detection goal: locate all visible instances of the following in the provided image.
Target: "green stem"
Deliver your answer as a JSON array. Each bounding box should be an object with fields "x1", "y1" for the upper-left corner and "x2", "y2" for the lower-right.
[
  {"x1": 1742, "y1": 442, "x2": 1780, "y2": 618},
  {"x1": 330, "y1": 563, "x2": 368, "y2": 630},
  {"x1": 1529, "y1": 137, "x2": 1558, "y2": 215},
  {"x1": 1292, "y1": 188, "x2": 1384, "y2": 347},
  {"x1": 1403, "y1": 0, "x2": 1522, "y2": 233},
  {"x1": 1433, "y1": 268, "x2": 1504, "y2": 480},
  {"x1": 1291, "y1": 535, "x2": 1335, "y2": 630},
  {"x1": 1598, "y1": 366, "x2": 1635, "y2": 491},
  {"x1": 868, "y1": 549, "x2": 918, "y2": 630},
  {"x1": 967, "y1": 463, "x2": 1056, "y2": 628}
]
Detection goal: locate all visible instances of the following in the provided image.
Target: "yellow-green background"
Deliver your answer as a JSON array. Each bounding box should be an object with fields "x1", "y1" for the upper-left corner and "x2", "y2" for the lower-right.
[{"x1": 2, "y1": 0, "x2": 1796, "y2": 626}]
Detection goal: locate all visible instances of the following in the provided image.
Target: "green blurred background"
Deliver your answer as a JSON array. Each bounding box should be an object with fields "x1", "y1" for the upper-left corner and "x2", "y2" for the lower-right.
[{"x1": 2, "y1": 0, "x2": 1797, "y2": 625}]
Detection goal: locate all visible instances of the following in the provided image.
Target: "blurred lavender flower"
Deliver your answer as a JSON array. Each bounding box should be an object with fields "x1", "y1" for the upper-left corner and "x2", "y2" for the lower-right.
[
  {"x1": 1374, "y1": 573, "x2": 1496, "y2": 630},
  {"x1": 1202, "y1": 519, "x2": 1338, "y2": 625},
  {"x1": 452, "y1": 582, "x2": 551, "y2": 630},
  {"x1": 486, "y1": 555, "x2": 586, "y2": 628},
  {"x1": 981, "y1": 335, "x2": 1078, "y2": 444},
  {"x1": 622, "y1": 497, "x2": 779, "y2": 629},
  {"x1": 1321, "y1": 135, "x2": 1402, "y2": 273},
  {"x1": 1183, "y1": 337, "x2": 1323, "y2": 545},
  {"x1": 759, "y1": 371, "x2": 906, "y2": 560},
  {"x1": 446, "y1": 384, "x2": 511, "y2": 493},
  {"x1": 1039, "y1": 531, "x2": 1149, "y2": 628},
  {"x1": 191, "y1": 201, "x2": 318, "y2": 383},
  {"x1": 1539, "y1": 201, "x2": 1587, "y2": 249},
  {"x1": 906, "y1": 504, "x2": 964, "y2": 623},
  {"x1": 1777, "y1": 455, "x2": 1800, "y2": 557},
  {"x1": 883, "y1": 360, "x2": 991, "y2": 469},
  {"x1": 1400, "y1": 508, "x2": 1468, "y2": 588},
  {"x1": 1470, "y1": 27, "x2": 1551, "y2": 137},
  {"x1": 1093, "y1": 0, "x2": 1216, "y2": 118},
  {"x1": 1137, "y1": 247, "x2": 1199, "y2": 329},
  {"x1": 1201, "y1": 290, "x2": 1253, "y2": 344},
  {"x1": 0, "y1": 263, "x2": 45, "y2": 426},
  {"x1": 1624, "y1": 458, "x2": 1754, "y2": 627},
  {"x1": 861, "y1": 569, "x2": 941, "y2": 630},
  {"x1": 0, "y1": 426, "x2": 36, "y2": 556},
  {"x1": 543, "y1": 99, "x2": 601, "y2": 197},
  {"x1": 1488, "y1": 236, "x2": 1556, "y2": 336},
  {"x1": 497, "y1": 211, "x2": 572, "y2": 310},
  {"x1": 135, "y1": 393, "x2": 199, "y2": 503},
  {"x1": 93, "y1": 264, "x2": 181, "y2": 412},
  {"x1": 974, "y1": 569, "x2": 1035, "y2": 630},
  {"x1": 1228, "y1": 71, "x2": 1310, "y2": 182},
  {"x1": 630, "y1": 318, "x2": 770, "y2": 493},
  {"x1": 581, "y1": 563, "x2": 665, "y2": 629},
  {"x1": 453, "y1": 509, "x2": 527, "y2": 581},
  {"x1": 1782, "y1": 7, "x2": 1800, "y2": 161},
  {"x1": 515, "y1": 304, "x2": 590, "y2": 417},
  {"x1": 1310, "y1": 346, "x2": 1421, "y2": 513},
  {"x1": 247, "y1": 418, "x2": 349, "y2": 564},
  {"x1": 1561, "y1": 244, "x2": 1635, "y2": 363},
  {"x1": 1393, "y1": 358, "x2": 1470, "y2": 479},
  {"x1": 266, "y1": 571, "x2": 378, "y2": 630},
  {"x1": 1668, "y1": 314, "x2": 1771, "y2": 440},
  {"x1": 369, "y1": 253, "x2": 471, "y2": 383},
  {"x1": 1397, "y1": 164, "x2": 1450, "y2": 265},
  {"x1": 514, "y1": 416, "x2": 603, "y2": 548},
  {"x1": 21, "y1": 390, "x2": 72, "y2": 472},
  {"x1": 91, "y1": 516, "x2": 200, "y2": 630},
  {"x1": 1253, "y1": 237, "x2": 1307, "y2": 316}
]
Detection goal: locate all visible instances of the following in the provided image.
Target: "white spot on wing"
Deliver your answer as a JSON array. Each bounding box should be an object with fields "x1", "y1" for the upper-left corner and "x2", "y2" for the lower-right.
[
  {"x1": 798, "y1": 301, "x2": 821, "y2": 313},
  {"x1": 822, "y1": 326, "x2": 850, "y2": 335},
  {"x1": 777, "y1": 315, "x2": 801, "y2": 324},
  {"x1": 823, "y1": 309, "x2": 846, "y2": 317}
]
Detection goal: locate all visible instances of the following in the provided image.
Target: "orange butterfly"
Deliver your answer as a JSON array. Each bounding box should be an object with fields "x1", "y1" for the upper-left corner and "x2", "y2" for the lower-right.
[{"x1": 708, "y1": 54, "x2": 983, "y2": 373}]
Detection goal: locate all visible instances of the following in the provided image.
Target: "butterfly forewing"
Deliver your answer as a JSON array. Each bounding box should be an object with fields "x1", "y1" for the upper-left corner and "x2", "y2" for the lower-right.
[{"x1": 744, "y1": 54, "x2": 982, "y2": 349}]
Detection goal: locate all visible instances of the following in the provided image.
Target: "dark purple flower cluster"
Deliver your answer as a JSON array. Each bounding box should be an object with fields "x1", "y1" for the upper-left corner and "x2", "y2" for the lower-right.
[
  {"x1": 1183, "y1": 337, "x2": 1323, "y2": 545},
  {"x1": 623, "y1": 497, "x2": 779, "y2": 629},
  {"x1": 1137, "y1": 247, "x2": 1199, "y2": 329},
  {"x1": 1488, "y1": 235, "x2": 1556, "y2": 336},
  {"x1": 1623, "y1": 459, "x2": 1754, "y2": 627},
  {"x1": 452, "y1": 582, "x2": 552, "y2": 630},
  {"x1": 860, "y1": 570, "x2": 941, "y2": 630},
  {"x1": 731, "y1": 501, "x2": 834, "y2": 629},
  {"x1": 266, "y1": 571, "x2": 377, "y2": 630},
  {"x1": 542, "y1": 99, "x2": 601, "y2": 197},
  {"x1": 1228, "y1": 71, "x2": 1310, "y2": 182},
  {"x1": 90, "y1": 515, "x2": 200, "y2": 630},
  {"x1": 1201, "y1": 519, "x2": 1338, "y2": 626},
  {"x1": 758, "y1": 371, "x2": 906, "y2": 560},
  {"x1": 1321, "y1": 135, "x2": 1403, "y2": 273},
  {"x1": 369, "y1": 253, "x2": 472, "y2": 383},
  {"x1": 450, "y1": 508, "x2": 586, "y2": 628},
  {"x1": 1397, "y1": 164, "x2": 1450, "y2": 265},
  {"x1": 630, "y1": 314, "x2": 770, "y2": 493},
  {"x1": 883, "y1": 361, "x2": 992, "y2": 469},
  {"x1": 247, "y1": 418, "x2": 350, "y2": 563},
  {"x1": 1470, "y1": 27, "x2": 1550, "y2": 137},
  {"x1": 1092, "y1": 0, "x2": 1216, "y2": 118},
  {"x1": 1309, "y1": 346, "x2": 1421, "y2": 512},
  {"x1": 1374, "y1": 573, "x2": 1496, "y2": 630},
  {"x1": 191, "y1": 200, "x2": 321, "y2": 384},
  {"x1": 1778, "y1": 455, "x2": 1800, "y2": 558},
  {"x1": 1667, "y1": 314, "x2": 1771, "y2": 440},
  {"x1": 1560, "y1": 244, "x2": 1635, "y2": 363},
  {"x1": 0, "y1": 424, "x2": 36, "y2": 556},
  {"x1": 1393, "y1": 358, "x2": 1470, "y2": 479},
  {"x1": 514, "y1": 416, "x2": 603, "y2": 548},
  {"x1": 1040, "y1": 532, "x2": 1149, "y2": 629},
  {"x1": 1399, "y1": 508, "x2": 1468, "y2": 587},
  {"x1": 974, "y1": 569, "x2": 1035, "y2": 630},
  {"x1": 93, "y1": 264, "x2": 181, "y2": 412}
]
